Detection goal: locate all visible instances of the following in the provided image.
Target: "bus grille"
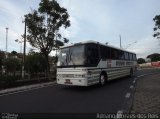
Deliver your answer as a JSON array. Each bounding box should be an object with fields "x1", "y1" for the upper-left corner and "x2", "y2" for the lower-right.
[{"x1": 62, "y1": 74, "x2": 74, "y2": 78}]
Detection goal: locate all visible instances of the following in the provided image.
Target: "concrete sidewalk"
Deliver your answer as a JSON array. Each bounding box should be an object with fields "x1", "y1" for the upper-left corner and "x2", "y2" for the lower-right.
[{"x1": 130, "y1": 73, "x2": 160, "y2": 113}]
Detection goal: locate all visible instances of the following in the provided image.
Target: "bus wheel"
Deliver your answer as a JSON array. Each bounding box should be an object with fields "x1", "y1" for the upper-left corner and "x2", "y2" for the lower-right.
[{"x1": 99, "y1": 74, "x2": 106, "y2": 86}]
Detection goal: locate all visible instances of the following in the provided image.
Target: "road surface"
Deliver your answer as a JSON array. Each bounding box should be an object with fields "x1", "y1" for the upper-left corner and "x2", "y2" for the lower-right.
[{"x1": 0, "y1": 68, "x2": 159, "y2": 113}]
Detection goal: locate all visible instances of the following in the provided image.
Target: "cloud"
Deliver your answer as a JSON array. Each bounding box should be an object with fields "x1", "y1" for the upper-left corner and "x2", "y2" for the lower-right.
[
  {"x1": 0, "y1": 0, "x2": 25, "y2": 51},
  {"x1": 128, "y1": 36, "x2": 160, "y2": 58},
  {"x1": 59, "y1": 0, "x2": 111, "y2": 42},
  {"x1": 58, "y1": 0, "x2": 160, "y2": 58},
  {"x1": 1, "y1": 0, "x2": 160, "y2": 58},
  {"x1": 0, "y1": 0, "x2": 24, "y2": 19},
  {"x1": 0, "y1": 27, "x2": 22, "y2": 52},
  {"x1": 0, "y1": 0, "x2": 39, "y2": 52}
]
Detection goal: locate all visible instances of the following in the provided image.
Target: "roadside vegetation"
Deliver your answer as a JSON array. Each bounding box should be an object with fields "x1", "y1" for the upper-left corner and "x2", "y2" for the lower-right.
[
  {"x1": 0, "y1": 51, "x2": 57, "y2": 89},
  {"x1": 0, "y1": 0, "x2": 70, "y2": 89}
]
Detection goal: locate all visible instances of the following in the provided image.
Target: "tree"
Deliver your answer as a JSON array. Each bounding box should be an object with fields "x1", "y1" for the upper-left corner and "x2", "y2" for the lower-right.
[
  {"x1": 147, "y1": 53, "x2": 160, "y2": 62},
  {"x1": 0, "y1": 58, "x2": 2, "y2": 73},
  {"x1": 25, "y1": 53, "x2": 47, "y2": 76},
  {"x1": 25, "y1": 0, "x2": 70, "y2": 79},
  {"x1": 11, "y1": 51, "x2": 17, "y2": 56},
  {"x1": 0, "y1": 51, "x2": 5, "y2": 74},
  {"x1": 10, "y1": 51, "x2": 18, "y2": 58},
  {"x1": 153, "y1": 15, "x2": 160, "y2": 40},
  {"x1": 3, "y1": 58, "x2": 21, "y2": 76},
  {"x1": 137, "y1": 58, "x2": 146, "y2": 64},
  {"x1": 0, "y1": 50, "x2": 5, "y2": 59}
]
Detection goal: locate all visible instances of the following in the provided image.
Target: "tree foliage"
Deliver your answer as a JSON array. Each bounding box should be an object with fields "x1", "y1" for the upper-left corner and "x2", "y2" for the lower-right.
[
  {"x1": 25, "y1": 0, "x2": 70, "y2": 78},
  {"x1": 153, "y1": 15, "x2": 160, "y2": 39},
  {"x1": 9, "y1": 51, "x2": 18, "y2": 58},
  {"x1": 0, "y1": 58, "x2": 2, "y2": 71},
  {"x1": 0, "y1": 51, "x2": 5, "y2": 59},
  {"x1": 3, "y1": 58, "x2": 21, "y2": 76},
  {"x1": 11, "y1": 51, "x2": 18, "y2": 56},
  {"x1": 25, "y1": 53, "x2": 47, "y2": 74},
  {"x1": 147, "y1": 53, "x2": 160, "y2": 62},
  {"x1": 137, "y1": 58, "x2": 146, "y2": 64}
]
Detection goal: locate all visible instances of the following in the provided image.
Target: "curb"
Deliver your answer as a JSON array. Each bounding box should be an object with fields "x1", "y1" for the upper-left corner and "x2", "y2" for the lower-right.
[
  {"x1": 124, "y1": 77, "x2": 137, "y2": 113},
  {"x1": 118, "y1": 76, "x2": 137, "y2": 114},
  {"x1": 137, "y1": 67, "x2": 160, "y2": 70},
  {"x1": 0, "y1": 81, "x2": 56, "y2": 96}
]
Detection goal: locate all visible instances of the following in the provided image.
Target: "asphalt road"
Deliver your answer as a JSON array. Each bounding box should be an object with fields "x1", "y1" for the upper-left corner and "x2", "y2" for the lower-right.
[{"x1": 0, "y1": 68, "x2": 159, "y2": 113}]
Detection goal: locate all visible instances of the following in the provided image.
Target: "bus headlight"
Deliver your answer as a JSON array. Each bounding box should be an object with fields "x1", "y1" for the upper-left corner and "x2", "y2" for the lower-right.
[{"x1": 57, "y1": 74, "x2": 62, "y2": 77}]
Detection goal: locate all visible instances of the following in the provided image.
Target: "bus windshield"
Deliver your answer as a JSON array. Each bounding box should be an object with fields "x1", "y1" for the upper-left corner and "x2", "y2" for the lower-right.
[{"x1": 57, "y1": 45, "x2": 86, "y2": 67}]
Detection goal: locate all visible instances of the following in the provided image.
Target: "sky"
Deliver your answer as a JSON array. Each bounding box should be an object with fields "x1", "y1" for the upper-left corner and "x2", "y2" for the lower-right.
[{"x1": 0, "y1": 0, "x2": 160, "y2": 58}]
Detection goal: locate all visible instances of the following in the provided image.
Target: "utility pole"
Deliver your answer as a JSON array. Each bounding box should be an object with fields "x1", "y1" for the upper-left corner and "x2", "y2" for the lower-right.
[
  {"x1": 5, "y1": 27, "x2": 9, "y2": 58},
  {"x1": 22, "y1": 19, "x2": 27, "y2": 79},
  {"x1": 55, "y1": 30, "x2": 58, "y2": 57},
  {"x1": 119, "y1": 35, "x2": 122, "y2": 49}
]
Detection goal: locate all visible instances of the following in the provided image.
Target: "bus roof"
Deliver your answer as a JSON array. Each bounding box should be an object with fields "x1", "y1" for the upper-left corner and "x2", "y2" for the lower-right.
[{"x1": 60, "y1": 40, "x2": 136, "y2": 54}]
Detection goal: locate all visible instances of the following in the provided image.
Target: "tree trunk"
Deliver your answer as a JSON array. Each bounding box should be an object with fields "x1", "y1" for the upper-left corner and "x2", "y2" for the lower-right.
[{"x1": 45, "y1": 54, "x2": 51, "y2": 80}]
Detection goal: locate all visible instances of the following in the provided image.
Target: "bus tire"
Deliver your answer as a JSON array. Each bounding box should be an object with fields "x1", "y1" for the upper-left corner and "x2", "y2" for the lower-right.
[{"x1": 99, "y1": 73, "x2": 107, "y2": 86}]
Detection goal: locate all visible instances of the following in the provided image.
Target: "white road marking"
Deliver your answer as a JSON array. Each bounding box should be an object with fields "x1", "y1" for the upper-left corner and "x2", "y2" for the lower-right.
[
  {"x1": 130, "y1": 85, "x2": 133, "y2": 89},
  {"x1": 133, "y1": 80, "x2": 136, "y2": 83},
  {"x1": 125, "y1": 93, "x2": 131, "y2": 98},
  {"x1": 137, "y1": 75, "x2": 145, "y2": 78},
  {"x1": 137, "y1": 72, "x2": 159, "y2": 78}
]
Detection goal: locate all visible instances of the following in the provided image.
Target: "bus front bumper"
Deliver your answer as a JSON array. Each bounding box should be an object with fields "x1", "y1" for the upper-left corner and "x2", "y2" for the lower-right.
[{"x1": 57, "y1": 78, "x2": 89, "y2": 86}]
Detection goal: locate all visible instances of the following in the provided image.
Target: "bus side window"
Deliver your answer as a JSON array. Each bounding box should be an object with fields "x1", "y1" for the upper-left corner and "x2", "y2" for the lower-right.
[
  {"x1": 87, "y1": 48, "x2": 92, "y2": 64},
  {"x1": 110, "y1": 48, "x2": 117, "y2": 59},
  {"x1": 133, "y1": 54, "x2": 137, "y2": 61},
  {"x1": 110, "y1": 48, "x2": 114, "y2": 59},
  {"x1": 129, "y1": 53, "x2": 133, "y2": 61},
  {"x1": 87, "y1": 44, "x2": 99, "y2": 65},
  {"x1": 125, "y1": 52, "x2": 129, "y2": 60},
  {"x1": 114, "y1": 49, "x2": 119, "y2": 60},
  {"x1": 119, "y1": 51, "x2": 125, "y2": 60},
  {"x1": 106, "y1": 47, "x2": 110, "y2": 59},
  {"x1": 100, "y1": 45, "x2": 107, "y2": 61}
]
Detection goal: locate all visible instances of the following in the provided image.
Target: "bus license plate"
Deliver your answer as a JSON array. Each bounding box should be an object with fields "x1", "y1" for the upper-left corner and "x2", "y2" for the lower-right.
[{"x1": 65, "y1": 79, "x2": 72, "y2": 84}]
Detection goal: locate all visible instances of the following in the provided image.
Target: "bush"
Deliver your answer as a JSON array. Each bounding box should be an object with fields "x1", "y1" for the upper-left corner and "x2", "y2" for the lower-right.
[
  {"x1": 0, "y1": 59, "x2": 2, "y2": 74},
  {"x1": 0, "y1": 59, "x2": 2, "y2": 68},
  {"x1": 25, "y1": 53, "x2": 47, "y2": 75},
  {"x1": 3, "y1": 58, "x2": 21, "y2": 76},
  {"x1": 0, "y1": 75, "x2": 20, "y2": 88}
]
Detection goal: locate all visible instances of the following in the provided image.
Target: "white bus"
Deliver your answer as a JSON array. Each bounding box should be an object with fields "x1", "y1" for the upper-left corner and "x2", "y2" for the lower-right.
[{"x1": 57, "y1": 41, "x2": 137, "y2": 86}]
